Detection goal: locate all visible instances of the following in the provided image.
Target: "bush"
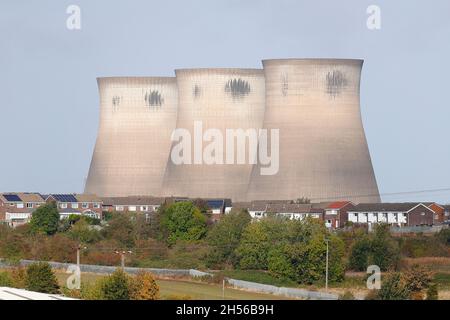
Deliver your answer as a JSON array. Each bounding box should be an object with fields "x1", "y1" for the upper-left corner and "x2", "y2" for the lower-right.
[
  {"x1": 426, "y1": 283, "x2": 438, "y2": 300},
  {"x1": 25, "y1": 262, "x2": 60, "y2": 294},
  {"x1": 100, "y1": 268, "x2": 131, "y2": 300},
  {"x1": 10, "y1": 267, "x2": 27, "y2": 288},
  {"x1": 377, "y1": 272, "x2": 410, "y2": 300},
  {"x1": 348, "y1": 235, "x2": 371, "y2": 271},
  {"x1": 129, "y1": 271, "x2": 160, "y2": 300},
  {"x1": 339, "y1": 291, "x2": 356, "y2": 300},
  {"x1": 0, "y1": 271, "x2": 13, "y2": 286}
]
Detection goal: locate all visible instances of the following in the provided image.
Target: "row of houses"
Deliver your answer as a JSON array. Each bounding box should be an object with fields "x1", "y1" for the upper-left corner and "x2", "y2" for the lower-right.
[{"x1": 1, "y1": 192, "x2": 449, "y2": 229}]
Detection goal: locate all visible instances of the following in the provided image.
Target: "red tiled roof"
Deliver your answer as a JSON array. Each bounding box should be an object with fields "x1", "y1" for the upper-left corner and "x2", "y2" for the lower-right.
[{"x1": 326, "y1": 201, "x2": 352, "y2": 209}]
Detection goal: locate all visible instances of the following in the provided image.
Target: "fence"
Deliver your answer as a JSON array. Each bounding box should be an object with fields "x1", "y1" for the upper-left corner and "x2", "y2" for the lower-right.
[
  {"x1": 0, "y1": 259, "x2": 338, "y2": 300},
  {"x1": 390, "y1": 225, "x2": 447, "y2": 234}
]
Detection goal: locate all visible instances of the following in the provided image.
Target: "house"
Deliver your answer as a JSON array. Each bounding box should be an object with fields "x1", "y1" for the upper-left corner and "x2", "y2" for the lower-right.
[
  {"x1": 101, "y1": 196, "x2": 164, "y2": 214},
  {"x1": 322, "y1": 201, "x2": 355, "y2": 229},
  {"x1": 347, "y1": 203, "x2": 435, "y2": 227},
  {"x1": 426, "y1": 203, "x2": 446, "y2": 223},
  {"x1": 204, "y1": 199, "x2": 232, "y2": 222},
  {"x1": 0, "y1": 193, "x2": 45, "y2": 227},
  {"x1": 266, "y1": 203, "x2": 324, "y2": 221},
  {"x1": 444, "y1": 205, "x2": 450, "y2": 222},
  {"x1": 44, "y1": 194, "x2": 103, "y2": 219}
]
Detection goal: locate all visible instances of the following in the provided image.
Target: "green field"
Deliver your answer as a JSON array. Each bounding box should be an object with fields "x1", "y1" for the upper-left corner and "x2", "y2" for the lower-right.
[{"x1": 54, "y1": 271, "x2": 291, "y2": 300}]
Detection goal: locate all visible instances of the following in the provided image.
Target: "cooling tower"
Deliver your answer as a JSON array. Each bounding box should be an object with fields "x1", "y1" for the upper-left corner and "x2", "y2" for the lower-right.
[
  {"x1": 85, "y1": 77, "x2": 178, "y2": 196},
  {"x1": 162, "y1": 69, "x2": 265, "y2": 201},
  {"x1": 246, "y1": 59, "x2": 380, "y2": 203}
]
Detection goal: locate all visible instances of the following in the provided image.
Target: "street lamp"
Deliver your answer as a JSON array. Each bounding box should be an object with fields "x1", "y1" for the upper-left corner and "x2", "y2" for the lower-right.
[
  {"x1": 324, "y1": 238, "x2": 330, "y2": 292},
  {"x1": 115, "y1": 250, "x2": 133, "y2": 268}
]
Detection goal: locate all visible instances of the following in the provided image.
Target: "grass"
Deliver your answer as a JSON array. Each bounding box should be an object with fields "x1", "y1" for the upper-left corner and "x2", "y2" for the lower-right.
[{"x1": 54, "y1": 271, "x2": 291, "y2": 300}]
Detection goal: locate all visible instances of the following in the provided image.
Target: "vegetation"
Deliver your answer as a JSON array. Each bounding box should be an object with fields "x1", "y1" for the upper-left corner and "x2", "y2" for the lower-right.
[
  {"x1": 25, "y1": 262, "x2": 60, "y2": 294},
  {"x1": 29, "y1": 203, "x2": 60, "y2": 235}
]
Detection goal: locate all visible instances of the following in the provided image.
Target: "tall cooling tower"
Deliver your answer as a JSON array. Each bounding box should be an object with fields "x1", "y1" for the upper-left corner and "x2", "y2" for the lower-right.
[
  {"x1": 162, "y1": 69, "x2": 265, "y2": 201},
  {"x1": 85, "y1": 77, "x2": 178, "y2": 196},
  {"x1": 247, "y1": 59, "x2": 380, "y2": 203}
]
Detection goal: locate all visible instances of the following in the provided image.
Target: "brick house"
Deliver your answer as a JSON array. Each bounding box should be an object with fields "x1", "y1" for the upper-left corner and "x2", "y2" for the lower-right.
[
  {"x1": 426, "y1": 203, "x2": 446, "y2": 223},
  {"x1": 0, "y1": 193, "x2": 45, "y2": 227},
  {"x1": 347, "y1": 203, "x2": 435, "y2": 227},
  {"x1": 322, "y1": 201, "x2": 355, "y2": 229},
  {"x1": 44, "y1": 194, "x2": 103, "y2": 219}
]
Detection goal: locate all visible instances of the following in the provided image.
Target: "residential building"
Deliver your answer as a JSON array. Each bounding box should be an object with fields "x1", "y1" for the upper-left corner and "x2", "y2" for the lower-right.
[
  {"x1": 347, "y1": 203, "x2": 435, "y2": 227},
  {"x1": 101, "y1": 196, "x2": 164, "y2": 213},
  {"x1": 322, "y1": 201, "x2": 355, "y2": 229},
  {"x1": 44, "y1": 194, "x2": 102, "y2": 219},
  {"x1": 0, "y1": 193, "x2": 45, "y2": 227},
  {"x1": 427, "y1": 203, "x2": 446, "y2": 223}
]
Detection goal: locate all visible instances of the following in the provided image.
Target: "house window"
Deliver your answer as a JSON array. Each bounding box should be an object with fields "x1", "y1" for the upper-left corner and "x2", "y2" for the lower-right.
[
  {"x1": 141, "y1": 206, "x2": 148, "y2": 211},
  {"x1": 26, "y1": 203, "x2": 33, "y2": 208},
  {"x1": 16, "y1": 203, "x2": 24, "y2": 209},
  {"x1": 60, "y1": 203, "x2": 68, "y2": 209},
  {"x1": 116, "y1": 206, "x2": 124, "y2": 211},
  {"x1": 93, "y1": 203, "x2": 100, "y2": 209},
  {"x1": 128, "y1": 206, "x2": 137, "y2": 212},
  {"x1": 72, "y1": 203, "x2": 79, "y2": 209},
  {"x1": 82, "y1": 203, "x2": 88, "y2": 209}
]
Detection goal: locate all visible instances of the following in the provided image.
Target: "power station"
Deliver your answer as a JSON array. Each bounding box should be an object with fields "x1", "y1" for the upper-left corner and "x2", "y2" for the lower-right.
[{"x1": 85, "y1": 59, "x2": 380, "y2": 203}]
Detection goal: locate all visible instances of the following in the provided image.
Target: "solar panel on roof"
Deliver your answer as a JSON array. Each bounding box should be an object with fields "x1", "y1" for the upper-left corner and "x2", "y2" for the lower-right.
[
  {"x1": 207, "y1": 200, "x2": 224, "y2": 208},
  {"x1": 52, "y1": 194, "x2": 78, "y2": 202},
  {"x1": 3, "y1": 194, "x2": 22, "y2": 202}
]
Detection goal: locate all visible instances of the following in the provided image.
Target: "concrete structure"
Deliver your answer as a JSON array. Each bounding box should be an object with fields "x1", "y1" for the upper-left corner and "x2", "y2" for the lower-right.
[
  {"x1": 162, "y1": 68, "x2": 266, "y2": 201},
  {"x1": 247, "y1": 59, "x2": 380, "y2": 203},
  {"x1": 85, "y1": 77, "x2": 178, "y2": 197},
  {"x1": 85, "y1": 59, "x2": 380, "y2": 203}
]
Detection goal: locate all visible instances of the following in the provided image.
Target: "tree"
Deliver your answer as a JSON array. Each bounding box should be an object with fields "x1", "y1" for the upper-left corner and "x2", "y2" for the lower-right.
[
  {"x1": 29, "y1": 202, "x2": 60, "y2": 235},
  {"x1": 101, "y1": 268, "x2": 131, "y2": 300},
  {"x1": 129, "y1": 271, "x2": 160, "y2": 300},
  {"x1": 159, "y1": 202, "x2": 207, "y2": 245},
  {"x1": 348, "y1": 235, "x2": 371, "y2": 271},
  {"x1": 101, "y1": 213, "x2": 135, "y2": 248},
  {"x1": 68, "y1": 219, "x2": 102, "y2": 244},
  {"x1": 206, "y1": 209, "x2": 251, "y2": 267},
  {"x1": 370, "y1": 224, "x2": 400, "y2": 271},
  {"x1": 25, "y1": 262, "x2": 60, "y2": 294}
]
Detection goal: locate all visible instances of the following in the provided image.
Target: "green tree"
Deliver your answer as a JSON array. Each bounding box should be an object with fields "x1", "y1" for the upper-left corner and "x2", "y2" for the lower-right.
[
  {"x1": 68, "y1": 219, "x2": 102, "y2": 244},
  {"x1": 25, "y1": 262, "x2": 60, "y2": 294},
  {"x1": 370, "y1": 224, "x2": 400, "y2": 271},
  {"x1": 206, "y1": 209, "x2": 251, "y2": 267},
  {"x1": 29, "y1": 202, "x2": 60, "y2": 235},
  {"x1": 160, "y1": 202, "x2": 207, "y2": 245},
  {"x1": 101, "y1": 268, "x2": 131, "y2": 300},
  {"x1": 101, "y1": 213, "x2": 135, "y2": 248},
  {"x1": 0, "y1": 271, "x2": 13, "y2": 287},
  {"x1": 348, "y1": 235, "x2": 371, "y2": 271}
]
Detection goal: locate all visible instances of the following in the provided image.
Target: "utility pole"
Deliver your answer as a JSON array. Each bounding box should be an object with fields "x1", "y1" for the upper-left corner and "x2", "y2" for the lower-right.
[
  {"x1": 325, "y1": 239, "x2": 329, "y2": 292},
  {"x1": 76, "y1": 245, "x2": 80, "y2": 267}
]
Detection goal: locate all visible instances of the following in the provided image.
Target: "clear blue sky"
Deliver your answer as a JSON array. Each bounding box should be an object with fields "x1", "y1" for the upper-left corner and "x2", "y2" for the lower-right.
[{"x1": 1, "y1": 0, "x2": 449, "y2": 203}]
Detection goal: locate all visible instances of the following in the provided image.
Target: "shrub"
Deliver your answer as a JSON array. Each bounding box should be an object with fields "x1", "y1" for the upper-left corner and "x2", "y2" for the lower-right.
[
  {"x1": 10, "y1": 266, "x2": 27, "y2": 288},
  {"x1": 339, "y1": 291, "x2": 356, "y2": 300},
  {"x1": 100, "y1": 268, "x2": 131, "y2": 300},
  {"x1": 377, "y1": 272, "x2": 410, "y2": 300},
  {"x1": 25, "y1": 262, "x2": 60, "y2": 294},
  {"x1": 0, "y1": 271, "x2": 13, "y2": 286},
  {"x1": 426, "y1": 283, "x2": 438, "y2": 300},
  {"x1": 348, "y1": 235, "x2": 371, "y2": 271},
  {"x1": 129, "y1": 271, "x2": 160, "y2": 300}
]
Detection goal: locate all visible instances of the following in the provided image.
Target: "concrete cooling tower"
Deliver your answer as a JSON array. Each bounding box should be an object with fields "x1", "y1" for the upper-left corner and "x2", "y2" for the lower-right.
[
  {"x1": 162, "y1": 69, "x2": 265, "y2": 201},
  {"x1": 85, "y1": 77, "x2": 178, "y2": 197},
  {"x1": 246, "y1": 59, "x2": 380, "y2": 203}
]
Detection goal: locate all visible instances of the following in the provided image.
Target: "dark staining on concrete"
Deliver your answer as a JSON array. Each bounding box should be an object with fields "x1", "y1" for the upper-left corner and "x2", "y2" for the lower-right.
[
  {"x1": 225, "y1": 78, "x2": 251, "y2": 99},
  {"x1": 326, "y1": 70, "x2": 348, "y2": 98},
  {"x1": 281, "y1": 73, "x2": 288, "y2": 96},
  {"x1": 193, "y1": 84, "x2": 201, "y2": 98},
  {"x1": 145, "y1": 90, "x2": 164, "y2": 107},
  {"x1": 112, "y1": 95, "x2": 121, "y2": 112}
]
